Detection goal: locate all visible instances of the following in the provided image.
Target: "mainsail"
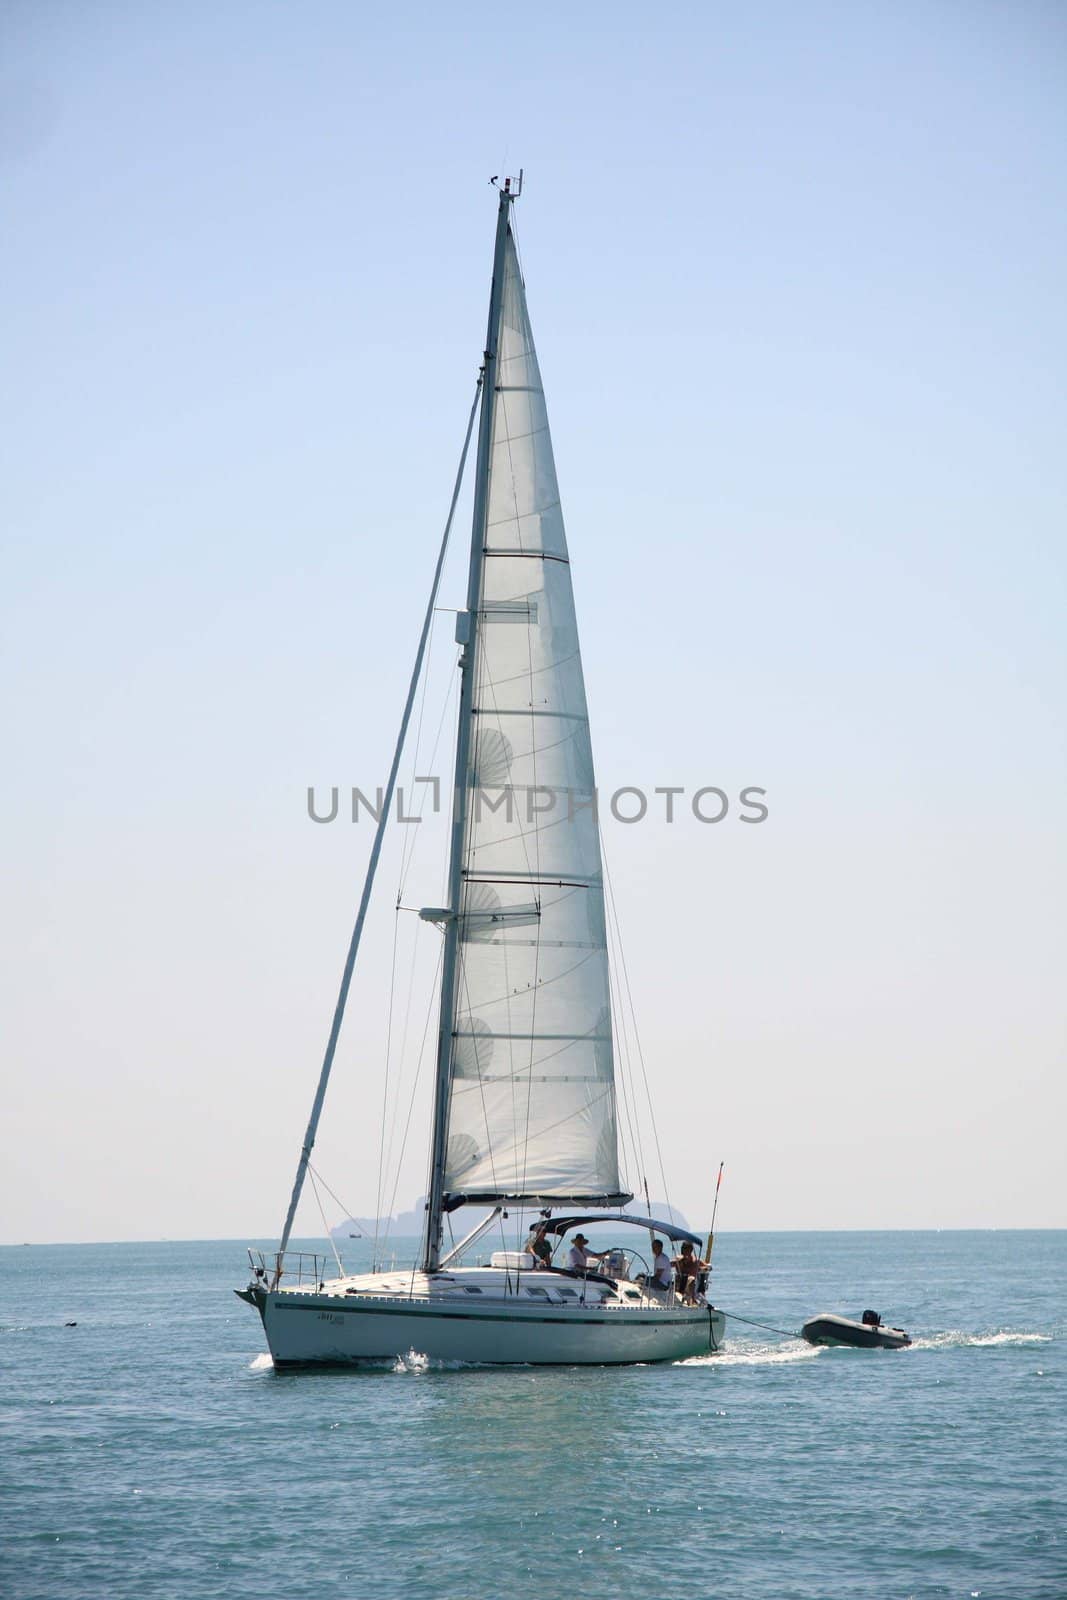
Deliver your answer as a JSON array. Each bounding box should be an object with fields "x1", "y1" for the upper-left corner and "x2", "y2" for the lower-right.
[{"x1": 438, "y1": 226, "x2": 627, "y2": 1209}]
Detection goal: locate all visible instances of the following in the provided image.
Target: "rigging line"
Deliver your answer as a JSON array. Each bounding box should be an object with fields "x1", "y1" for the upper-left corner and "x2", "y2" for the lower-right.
[
  {"x1": 615, "y1": 915, "x2": 644, "y2": 1196},
  {"x1": 608, "y1": 903, "x2": 639, "y2": 1199},
  {"x1": 381, "y1": 673, "x2": 461, "y2": 1224},
  {"x1": 396, "y1": 606, "x2": 437, "y2": 893},
  {"x1": 397, "y1": 665, "x2": 460, "y2": 902},
  {"x1": 381, "y1": 613, "x2": 437, "y2": 1239},
  {"x1": 605, "y1": 913, "x2": 641, "y2": 1202},
  {"x1": 600, "y1": 831, "x2": 671, "y2": 1216},
  {"x1": 453, "y1": 952, "x2": 504, "y2": 1205},
  {"x1": 397, "y1": 637, "x2": 465, "y2": 902},
  {"x1": 373, "y1": 903, "x2": 403, "y2": 1266},
  {"x1": 605, "y1": 844, "x2": 665, "y2": 1212},
  {"x1": 602, "y1": 844, "x2": 651, "y2": 1208},
  {"x1": 277, "y1": 377, "x2": 482, "y2": 1260},
  {"x1": 381, "y1": 630, "x2": 450, "y2": 1205},
  {"x1": 382, "y1": 940, "x2": 444, "y2": 1260},
  {"x1": 606, "y1": 948, "x2": 634, "y2": 1192},
  {"x1": 509, "y1": 203, "x2": 526, "y2": 284},
  {"x1": 306, "y1": 1166, "x2": 344, "y2": 1276},
  {"x1": 440, "y1": 680, "x2": 463, "y2": 906},
  {"x1": 380, "y1": 932, "x2": 442, "y2": 1247},
  {"x1": 385, "y1": 914, "x2": 433, "y2": 1191},
  {"x1": 307, "y1": 1161, "x2": 362, "y2": 1237}
]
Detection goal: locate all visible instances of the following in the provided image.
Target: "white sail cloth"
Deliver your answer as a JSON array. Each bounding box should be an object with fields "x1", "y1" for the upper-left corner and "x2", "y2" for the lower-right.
[{"x1": 442, "y1": 230, "x2": 625, "y2": 1205}]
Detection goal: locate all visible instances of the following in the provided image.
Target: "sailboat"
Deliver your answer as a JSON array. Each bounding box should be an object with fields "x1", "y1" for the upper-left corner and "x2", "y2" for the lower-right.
[{"x1": 238, "y1": 177, "x2": 726, "y2": 1366}]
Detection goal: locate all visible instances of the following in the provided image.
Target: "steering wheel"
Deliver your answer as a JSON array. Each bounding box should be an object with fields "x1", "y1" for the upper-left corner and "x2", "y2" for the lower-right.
[{"x1": 628, "y1": 1251, "x2": 651, "y2": 1287}]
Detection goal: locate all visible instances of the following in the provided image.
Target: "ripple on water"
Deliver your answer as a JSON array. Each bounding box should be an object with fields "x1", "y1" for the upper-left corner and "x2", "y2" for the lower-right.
[{"x1": 7, "y1": 1236, "x2": 1063, "y2": 1600}]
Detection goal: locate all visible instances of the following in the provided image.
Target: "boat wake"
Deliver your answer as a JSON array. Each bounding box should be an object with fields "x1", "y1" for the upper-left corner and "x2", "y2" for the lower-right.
[
  {"x1": 394, "y1": 1349, "x2": 431, "y2": 1374},
  {"x1": 680, "y1": 1339, "x2": 821, "y2": 1368},
  {"x1": 391, "y1": 1348, "x2": 507, "y2": 1374},
  {"x1": 909, "y1": 1330, "x2": 1053, "y2": 1351},
  {"x1": 248, "y1": 1352, "x2": 274, "y2": 1371}
]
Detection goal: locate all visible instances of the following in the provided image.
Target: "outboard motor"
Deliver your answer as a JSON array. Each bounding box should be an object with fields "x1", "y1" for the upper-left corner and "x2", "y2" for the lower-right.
[{"x1": 861, "y1": 1309, "x2": 882, "y2": 1328}]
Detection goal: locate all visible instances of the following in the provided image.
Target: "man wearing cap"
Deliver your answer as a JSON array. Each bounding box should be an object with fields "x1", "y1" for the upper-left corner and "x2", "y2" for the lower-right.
[{"x1": 567, "y1": 1232, "x2": 609, "y2": 1274}]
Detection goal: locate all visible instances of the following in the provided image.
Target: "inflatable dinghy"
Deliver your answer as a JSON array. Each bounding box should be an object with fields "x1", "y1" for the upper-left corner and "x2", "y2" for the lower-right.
[{"x1": 801, "y1": 1309, "x2": 911, "y2": 1349}]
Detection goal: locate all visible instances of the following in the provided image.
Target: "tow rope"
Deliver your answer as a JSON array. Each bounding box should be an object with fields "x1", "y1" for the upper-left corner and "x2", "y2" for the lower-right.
[{"x1": 717, "y1": 1308, "x2": 799, "y2": 1340}]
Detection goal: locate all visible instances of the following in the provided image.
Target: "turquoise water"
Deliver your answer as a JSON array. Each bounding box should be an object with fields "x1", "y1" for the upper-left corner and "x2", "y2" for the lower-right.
[{"x1": 2, "y1": 1232, "x2": 1063, "y2": 1599}]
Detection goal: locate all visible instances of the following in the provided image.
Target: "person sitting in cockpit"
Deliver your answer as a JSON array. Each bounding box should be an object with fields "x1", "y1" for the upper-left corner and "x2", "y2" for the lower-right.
[
  {"x1": 648, "y1": 1239, "x2": 673, "y2": 1293},
  {"x1": 672, "y1": 1240, "x2": 710, "y2": 1304}
]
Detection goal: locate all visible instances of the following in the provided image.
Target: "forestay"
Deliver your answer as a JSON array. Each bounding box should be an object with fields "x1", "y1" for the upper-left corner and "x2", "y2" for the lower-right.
[{"x1": 441, "y1": 229, "x2": 627, "y2": 1207}]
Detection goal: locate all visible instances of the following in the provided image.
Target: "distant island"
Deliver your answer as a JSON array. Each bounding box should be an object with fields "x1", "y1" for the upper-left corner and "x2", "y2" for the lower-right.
[{"x1": 331, "y1": 1197, "x2": 691, "y2": 1240}]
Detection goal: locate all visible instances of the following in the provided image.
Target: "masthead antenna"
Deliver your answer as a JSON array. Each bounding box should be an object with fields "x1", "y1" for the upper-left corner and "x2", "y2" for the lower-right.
[{"x1": 490, "y1": 169, "x2": 523, "y2": 199}]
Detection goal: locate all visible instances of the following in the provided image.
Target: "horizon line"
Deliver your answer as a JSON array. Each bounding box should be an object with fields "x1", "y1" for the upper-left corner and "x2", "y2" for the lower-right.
[{"x1": 3, "y1": 1225, "x2": 1065, "y2": 1248}]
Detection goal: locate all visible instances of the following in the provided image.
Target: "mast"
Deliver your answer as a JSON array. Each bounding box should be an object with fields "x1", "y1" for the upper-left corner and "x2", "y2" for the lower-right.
[{"x1": 423, "y1": 178, "x2": 518, "y2": 1271}]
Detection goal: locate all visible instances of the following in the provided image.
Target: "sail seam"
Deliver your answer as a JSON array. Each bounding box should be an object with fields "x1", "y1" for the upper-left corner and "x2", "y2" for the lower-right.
[
  {"x1": 455, "y1": 1084, "x2": 615, "y2": 1168},
  {"x1": 467, "y1": 938, "x2": 599, "y2": 950},
  {"x1": 472, "y1": 707, "x2": 586, "y2": 721},
  {"x1": 455, "y1": 1031, "x2": 612, "y2": 1041},
  {"x1": 473, "y1": 647, "x2": 581, "y2": 692},
  {"x1": 486, "y1": 497, "x2": 563, "y2": 527},
  {"x1": 456, "y1": 1074, "x2": 606, "y2": 1084},
  {"x1": 456, "y1": 1032, "x2": 604, "y2": 1076},
  {"x1": 493, "y1": 422, "x2": 550, "y2": 448},
  {"x1": 463, "y1": 872, "x2": 595, "y2": 885},
  {"x1": 461, "y1": 801, "x2": 595, "y2": 855},
  {"x1": 483, "y1": 549, "x2": 570, "y2": 565},
  {"x1": 486, "y1": 496, "x2": 562, "y2": 525}
]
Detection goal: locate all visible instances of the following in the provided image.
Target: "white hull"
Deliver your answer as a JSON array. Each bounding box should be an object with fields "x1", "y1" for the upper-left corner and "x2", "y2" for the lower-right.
[{"x1": 246, "y1": 1267, "x2": 725, "y2": 1368}]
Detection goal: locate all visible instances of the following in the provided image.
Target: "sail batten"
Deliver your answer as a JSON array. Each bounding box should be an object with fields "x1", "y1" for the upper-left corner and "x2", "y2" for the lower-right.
[{"x1": 439, "y1": 227, "x2": 624, "y2": 1208}]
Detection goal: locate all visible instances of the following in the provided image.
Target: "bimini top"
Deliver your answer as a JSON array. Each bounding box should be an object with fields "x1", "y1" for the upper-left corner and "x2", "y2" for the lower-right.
[{"x1": 540, "y1": 1214, "x2": 703, "y2": 1247}]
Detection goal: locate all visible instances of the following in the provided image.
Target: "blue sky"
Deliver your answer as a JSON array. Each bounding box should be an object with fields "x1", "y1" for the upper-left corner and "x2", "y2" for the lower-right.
[{"x1": 3, "y1": 1, "x2": 1064, "y2": 1241}]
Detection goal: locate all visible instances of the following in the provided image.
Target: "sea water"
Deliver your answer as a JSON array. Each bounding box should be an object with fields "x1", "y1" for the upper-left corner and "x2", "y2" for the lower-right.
[{"x1": 1, "y1": 1231, "x2": 1063, "y2": 1599}]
